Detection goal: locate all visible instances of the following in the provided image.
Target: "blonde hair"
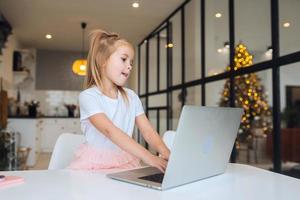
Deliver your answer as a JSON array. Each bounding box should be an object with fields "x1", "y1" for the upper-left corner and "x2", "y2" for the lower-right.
[{"x1": 84, "y1": 29, "x2": 133, "y2": 102}]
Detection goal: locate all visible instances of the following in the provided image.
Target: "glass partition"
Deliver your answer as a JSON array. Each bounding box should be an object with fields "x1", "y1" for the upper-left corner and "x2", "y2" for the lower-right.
[
  {"x1": 280, "y1": 63, "x2": 300, "y2": 178},
  {"x1": 205, "y1": 0, "x2": 229, "y2": 77},
  {"x1": 170, "y1": 11, "x2": 182, "y2": 86},
  {"x1": 279, "y1": 0, "x2": 300, "y2": 56},
  {"x1": 171, "y1": 89, "x2": 182, "y2": 130},
  {"x1": 206, "y1": 79, "x2": 227, "y2": 107},
  {"x1": 186, "y1": 86, "x2": 201, "y2": 106},
  {"x1": 235, "y1": 0, "x2": 272, "y2": 64},
  {"x1": 185, "y1": 0, "x2": 201, "y2": 82},
  {"x1": 148, "y1": 37, "x2": 157, "y2": 93},
  {"x1": 159, "y1": 29, "x2": 168, "y2": 90},
  {"x1": 139, "y1": 43, "x2": 146, "y2": 95}
]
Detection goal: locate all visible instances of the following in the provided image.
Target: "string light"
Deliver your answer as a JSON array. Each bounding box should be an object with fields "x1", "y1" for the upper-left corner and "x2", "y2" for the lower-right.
[
  {"x1": 165, "y1": 43, "x2": 174, "y2": 48},
  {"x1": 215, "y1": 13, "x2": 222, "y2": 18},
  {"x1": 132, "y1": 2, "x2": 139, "y2": 8},
  {"x1": 283, "y1": 22, "x2": 290, "y2": 28}
]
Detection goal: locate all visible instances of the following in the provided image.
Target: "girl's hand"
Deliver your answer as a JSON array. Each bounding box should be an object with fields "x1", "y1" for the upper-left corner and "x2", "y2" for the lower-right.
[
  {"x1": 159, "y1": 148, "x2": 170, "y2": 161},
  {"x1": 143, "y1": 153, "x2": 168, "y2": 173}
]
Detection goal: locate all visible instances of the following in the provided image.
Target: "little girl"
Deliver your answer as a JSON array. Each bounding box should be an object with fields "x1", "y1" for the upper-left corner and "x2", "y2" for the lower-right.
[{"x1": 69, "y1": 29, "x2": 170, "y2": 172}]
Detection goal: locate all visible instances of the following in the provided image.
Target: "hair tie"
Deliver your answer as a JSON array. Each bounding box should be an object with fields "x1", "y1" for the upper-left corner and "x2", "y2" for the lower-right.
[{"x1": 106, "y1": 32, "x2": 119, "y2": 39}]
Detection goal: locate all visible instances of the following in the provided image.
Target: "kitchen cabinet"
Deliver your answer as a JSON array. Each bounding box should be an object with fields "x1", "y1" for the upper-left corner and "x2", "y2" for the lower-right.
[
  {"x1": 40, "y1": 118, "x2": 81, "y2": 152},
  {"x1": 7, "y1": 118, "x2": 41, "y2": 167},
  {"x1": 7, "y1": 118, "x2": 82, "y2": 166}
]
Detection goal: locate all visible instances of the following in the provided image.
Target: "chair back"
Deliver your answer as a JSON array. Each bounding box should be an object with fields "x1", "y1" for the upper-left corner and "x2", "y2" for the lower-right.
[
  {"x1": 162, "y1": 130, "x2": 176, "y2": 150},
  {"x1": 48, "y1": 133, "x2": 85, "y2": 170}
]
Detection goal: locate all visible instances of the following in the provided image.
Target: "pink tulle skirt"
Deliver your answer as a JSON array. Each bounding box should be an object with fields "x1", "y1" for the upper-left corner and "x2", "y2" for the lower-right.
[{"x1": 68, "y1": 144, "x2": 141, "y2": 171}]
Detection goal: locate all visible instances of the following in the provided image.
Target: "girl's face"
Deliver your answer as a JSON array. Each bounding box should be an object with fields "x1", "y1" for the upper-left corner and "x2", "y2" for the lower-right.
[{"x1": 104, "y1": 44, "x2": 134, "y2": 87}]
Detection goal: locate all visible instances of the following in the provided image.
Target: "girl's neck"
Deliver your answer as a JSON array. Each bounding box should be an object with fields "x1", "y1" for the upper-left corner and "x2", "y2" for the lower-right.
[
  {"x1": 100, "y1": 82, "x2": 118, "y2": 99},
  {"x1": 98, "y1": 73, "x2": 119, "y2": 99}
]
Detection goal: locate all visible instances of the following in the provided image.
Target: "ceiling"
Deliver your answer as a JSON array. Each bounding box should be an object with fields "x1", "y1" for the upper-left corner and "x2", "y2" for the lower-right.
[{"x1": 0, "y1": 0, "x2": 185, "y2": 51}]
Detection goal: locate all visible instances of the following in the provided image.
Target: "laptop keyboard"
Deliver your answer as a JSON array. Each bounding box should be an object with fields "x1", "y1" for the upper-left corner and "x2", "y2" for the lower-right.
[{"x1": 139, "y1": 173, "x2": 165, "y2": 183}]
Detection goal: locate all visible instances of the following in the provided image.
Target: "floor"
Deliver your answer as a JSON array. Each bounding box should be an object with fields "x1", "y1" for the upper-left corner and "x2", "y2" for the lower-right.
[{"x1": 29, "y1": 153, "x2": 52, "y2": 170}]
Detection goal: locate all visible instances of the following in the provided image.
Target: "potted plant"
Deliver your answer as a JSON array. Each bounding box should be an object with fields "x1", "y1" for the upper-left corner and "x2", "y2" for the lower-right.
[
  {"x1": 25, "y1": 100, "x2": 40, "y2": 118},
  {"x1": 64, "y1": 104, "x2": 77, "y2": 117}
]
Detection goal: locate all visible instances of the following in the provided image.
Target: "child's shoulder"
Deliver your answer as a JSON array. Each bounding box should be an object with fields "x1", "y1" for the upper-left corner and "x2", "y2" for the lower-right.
[
  {"x1": 79, "y1": 87, "x2": 100, "y2": 98},
  {"x1": 123, "y1": 87, "x2": 138, "y2": 97}
]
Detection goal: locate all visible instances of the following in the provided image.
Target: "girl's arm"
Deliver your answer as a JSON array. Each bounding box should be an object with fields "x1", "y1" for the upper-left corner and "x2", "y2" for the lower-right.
[
  {"x1": 135, "y1": 114, "x2": 170, "y2": 161},
  {"x1": 89, "y1": 113, "x2": 167, "y2": 172}
]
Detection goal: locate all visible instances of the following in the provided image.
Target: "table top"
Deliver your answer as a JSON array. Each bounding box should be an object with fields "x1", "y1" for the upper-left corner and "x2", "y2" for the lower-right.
[{"x1": 1, "y1": 163, "x2": 299, "y2": 200}]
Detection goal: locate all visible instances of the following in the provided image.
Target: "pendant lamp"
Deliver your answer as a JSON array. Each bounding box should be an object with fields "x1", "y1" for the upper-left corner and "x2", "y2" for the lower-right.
[{"x1": 72, "y1": 22, "x2": 87, "y2": 76}]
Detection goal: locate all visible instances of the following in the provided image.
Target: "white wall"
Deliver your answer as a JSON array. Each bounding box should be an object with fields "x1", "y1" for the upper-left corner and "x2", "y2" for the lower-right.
[
  {"x1": 0, "y1": 34, "x2": 21, "y2": 93},
  {"x1": 34, "y1": 90, "x2": 80, "y2": 117}
]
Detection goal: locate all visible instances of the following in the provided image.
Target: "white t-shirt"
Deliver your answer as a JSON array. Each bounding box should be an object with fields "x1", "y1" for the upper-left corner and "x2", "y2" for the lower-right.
[{"x1": 79, "y1": 86, "x2": 144, "y2": 150}]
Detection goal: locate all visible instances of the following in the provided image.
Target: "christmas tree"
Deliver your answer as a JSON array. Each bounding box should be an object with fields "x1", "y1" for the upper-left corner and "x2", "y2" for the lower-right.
[{"x1": 219, "y1": 44, "x2": 273, "y2": 143}]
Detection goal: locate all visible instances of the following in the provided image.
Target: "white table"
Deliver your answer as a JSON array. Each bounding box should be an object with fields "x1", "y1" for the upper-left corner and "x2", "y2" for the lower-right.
[{"x1": 0, "y1": 163, "x2": 299, "y2": 200}]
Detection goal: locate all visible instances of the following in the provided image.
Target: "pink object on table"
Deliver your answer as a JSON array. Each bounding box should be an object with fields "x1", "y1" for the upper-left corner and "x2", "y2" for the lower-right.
[{"x1": 0, "y1": 176, "x2": 24, "y2": 188}]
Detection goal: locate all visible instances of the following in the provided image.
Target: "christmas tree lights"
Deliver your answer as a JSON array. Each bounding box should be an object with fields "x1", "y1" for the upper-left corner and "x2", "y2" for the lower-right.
[{"x1": 220, "y1": 44, "x2": 273, "y2": 143}]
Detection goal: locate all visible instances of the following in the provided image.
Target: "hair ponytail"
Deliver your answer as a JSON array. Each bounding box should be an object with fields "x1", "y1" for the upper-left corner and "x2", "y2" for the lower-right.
[{"x1": 84, "y1": 29, "x2": 132, "y2": 103}]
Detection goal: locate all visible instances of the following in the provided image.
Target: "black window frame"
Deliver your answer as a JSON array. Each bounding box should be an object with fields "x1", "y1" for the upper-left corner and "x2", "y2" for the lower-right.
[{"x1": 137, "y1": 0, "x2": 300, "y2": 173}]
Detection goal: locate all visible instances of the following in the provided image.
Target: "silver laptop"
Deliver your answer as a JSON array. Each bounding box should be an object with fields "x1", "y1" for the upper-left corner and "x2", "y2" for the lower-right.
[{"x1": 107, "y1": 106, "x2": 243, "y2": 190}]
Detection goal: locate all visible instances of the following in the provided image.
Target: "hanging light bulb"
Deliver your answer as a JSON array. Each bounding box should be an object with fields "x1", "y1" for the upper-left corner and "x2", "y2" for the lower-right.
[
  {"x1": 72, "y1": 22, "x2": 87, "y2": 76},
  {"x1": 72, "y1": 59, "x2": 87, "y2": 76}
]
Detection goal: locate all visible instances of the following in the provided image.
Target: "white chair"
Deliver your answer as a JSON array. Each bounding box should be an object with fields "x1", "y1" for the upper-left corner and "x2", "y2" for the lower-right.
[
  {"x1": 162, "y1": 130, "x2": 176, "y2": 150},
  {"x1": 48, "y1": 133, "x2": 85, "y2": 170}
]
